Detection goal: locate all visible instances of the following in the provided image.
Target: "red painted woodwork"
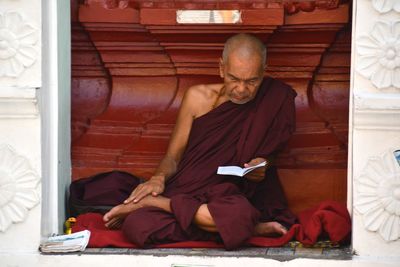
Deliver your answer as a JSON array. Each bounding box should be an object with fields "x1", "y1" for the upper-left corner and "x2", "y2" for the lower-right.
[{"x1": 71, "y1": 0, "x2": 351, "y2": 214}]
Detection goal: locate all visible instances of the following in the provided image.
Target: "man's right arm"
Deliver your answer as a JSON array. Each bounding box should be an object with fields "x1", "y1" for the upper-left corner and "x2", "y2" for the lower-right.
[{"x1": 124, "y1": 86, "x2": 203, "y2": 204}]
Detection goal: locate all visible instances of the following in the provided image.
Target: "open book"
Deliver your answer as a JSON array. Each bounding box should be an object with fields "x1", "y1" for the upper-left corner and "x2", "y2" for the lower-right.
[{"x1": 217, "y1": 161, "x2": 266, "y2": 177}]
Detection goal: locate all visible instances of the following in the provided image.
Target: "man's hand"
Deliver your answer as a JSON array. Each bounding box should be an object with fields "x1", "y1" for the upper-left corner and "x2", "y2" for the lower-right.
[
  {"x1": 244, "y1": 157, "x2": 268, "y2": 182},
  {"x1": 124, "y1": 175, "x2": 165, "y2": 204}
]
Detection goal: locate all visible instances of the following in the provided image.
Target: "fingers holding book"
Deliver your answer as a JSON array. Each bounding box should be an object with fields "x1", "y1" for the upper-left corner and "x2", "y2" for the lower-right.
[{"x1": 244, "y1": 157, "x2": 267, "y2": 182}]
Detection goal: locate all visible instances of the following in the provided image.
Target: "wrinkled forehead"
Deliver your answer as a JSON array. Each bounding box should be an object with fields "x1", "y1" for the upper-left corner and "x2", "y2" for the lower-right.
[
  {"x1": 223, "y1": 52, "x2": 264, "y2": 74},
  {"x1": 224, "y1": 64, "x2": 263, "y2": 83}
]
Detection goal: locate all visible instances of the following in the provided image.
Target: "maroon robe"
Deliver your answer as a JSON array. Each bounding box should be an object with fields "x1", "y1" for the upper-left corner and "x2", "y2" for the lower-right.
[{"x1": 121, "y1": 77, "x2": 297, "y2": 250}]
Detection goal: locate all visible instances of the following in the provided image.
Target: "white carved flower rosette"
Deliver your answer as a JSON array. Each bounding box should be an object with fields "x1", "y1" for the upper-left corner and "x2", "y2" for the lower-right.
[
  {"x1": 0, "y1": 145, "x2": 40, "y2": 232},
  {"x1": 356, "y1": 21, "x2": 400, "y2": 89},
  {"x1": 0, "y1": 11, "x2": 38, "y2": 77},
  {"x1": 355, "y1": 149, "x2": 400, "y2": 241},
  {"x1": 370, "y1": 0, "x2": 400, "y2": 13}
]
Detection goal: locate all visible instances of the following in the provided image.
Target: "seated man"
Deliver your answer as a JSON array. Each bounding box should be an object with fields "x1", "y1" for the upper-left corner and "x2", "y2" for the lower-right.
[{"x1": 103, "y1": 33, "x2": 297, "y2": 250}]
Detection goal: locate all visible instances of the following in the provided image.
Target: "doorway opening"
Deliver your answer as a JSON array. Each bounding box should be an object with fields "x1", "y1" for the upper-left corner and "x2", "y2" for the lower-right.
[{"x1": 69, "y1": 0, "x2": 352, "y2": 255}]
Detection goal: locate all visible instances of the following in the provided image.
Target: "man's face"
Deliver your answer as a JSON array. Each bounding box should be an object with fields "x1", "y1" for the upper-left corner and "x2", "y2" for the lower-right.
[{"x1": 219, "y1": 54, "x2": 264, "y2": 104}]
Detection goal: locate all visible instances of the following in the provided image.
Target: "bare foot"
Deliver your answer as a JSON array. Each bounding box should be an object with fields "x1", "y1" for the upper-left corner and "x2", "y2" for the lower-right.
[
  {"x1": 103, "y1": 196, "x2": 151, "y2": 229},
  {"x1": 254, "y1": 221, "x2": 288, "y2": 237}
]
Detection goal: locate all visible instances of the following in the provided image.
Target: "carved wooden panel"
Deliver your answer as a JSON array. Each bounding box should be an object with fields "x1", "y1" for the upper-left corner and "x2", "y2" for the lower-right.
[{"x1": 71, "y1": 0, "x2": 351, "y2": 213}]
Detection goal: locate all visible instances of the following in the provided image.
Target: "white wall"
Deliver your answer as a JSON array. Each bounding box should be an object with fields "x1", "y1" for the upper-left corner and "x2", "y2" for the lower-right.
[
  {"x1": 350, "y1": 0, "x2": 400, "y2": 257},
  {"x1": 0, "y1": 0, "x2": 42, "y2": 252}
]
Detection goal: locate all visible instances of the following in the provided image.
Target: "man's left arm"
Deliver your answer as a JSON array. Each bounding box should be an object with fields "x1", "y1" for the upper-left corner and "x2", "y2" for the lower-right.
[{"x1": 244, "y1": 86, "x2": 296, "y2": 182}]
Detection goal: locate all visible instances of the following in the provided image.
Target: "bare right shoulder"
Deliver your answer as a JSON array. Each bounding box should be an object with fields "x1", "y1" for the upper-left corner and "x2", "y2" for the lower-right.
[
  {"x1": 164, "y1": 83, "x2": 221, "y2": 164},
  {"x1": 182, "y1": 84, "x2": 222, "y2": 119},
  {"x1": 163, "y1": 85, "x2": 209, "y2": 163}
]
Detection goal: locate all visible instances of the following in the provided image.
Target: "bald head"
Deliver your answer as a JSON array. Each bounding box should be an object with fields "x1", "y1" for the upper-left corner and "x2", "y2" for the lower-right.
[{"x1": 222, "y1": 33, "x2": 266, "y2": 68}]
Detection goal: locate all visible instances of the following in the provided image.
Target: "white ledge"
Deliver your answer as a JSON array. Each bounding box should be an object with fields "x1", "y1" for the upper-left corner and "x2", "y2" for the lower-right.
[
  {"x1": 0, "y1": 87, "x2": 39, "y2": 118},
  {"x1": 354, "y1": 92, "x2": 400, "y2": 110},
  {"x1": 354, "y1": 109, "x2": 400, "y2": 130}
]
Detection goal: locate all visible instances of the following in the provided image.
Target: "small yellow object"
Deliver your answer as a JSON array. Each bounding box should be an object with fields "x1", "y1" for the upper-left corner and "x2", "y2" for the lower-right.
[{"x1": 64, "y1": 217, "x2": 77, "y2": 234}]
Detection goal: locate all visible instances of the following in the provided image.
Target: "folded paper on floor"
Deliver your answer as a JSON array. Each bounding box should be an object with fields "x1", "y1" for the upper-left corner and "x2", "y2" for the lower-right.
[{"x1": 40, "y1": 230, "x2": 91, "y2": 253}]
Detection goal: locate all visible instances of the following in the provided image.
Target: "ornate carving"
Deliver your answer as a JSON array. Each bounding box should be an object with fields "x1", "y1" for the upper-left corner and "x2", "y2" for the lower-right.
[
  {"x1": 370, "y1": 0, "x2": 400, "y2": 13},
  {"x1": 73, "y1": 0, "x2": 350, "y2": 180},
  {"x1": 86, "y1": 0, "x2": 348, "y2": 13},
  {"x1": 356, "y1": 21, "x2": 400, "y2": 89},
  {"x1": 284, "y1": 0, "x2": 348, "y2": 15},
  {"x1": 71, "y1": 22, "x2": 111, "y2": 142},
  {"x1": 0, "y1": 145, "x2": 40, "y2": 232},
  {"x1": 94, "y1": 0, "x2": 129, "y2": 9},
  {"x1": 0, "y1": 11, "x2": 38, "y2": 78},
  {"x1": 356, "y1": 149, "x2": 400, "y2": 241}
]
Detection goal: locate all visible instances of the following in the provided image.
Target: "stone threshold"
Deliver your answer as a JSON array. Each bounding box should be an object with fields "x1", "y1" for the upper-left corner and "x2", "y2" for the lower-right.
[{"x1": 43, "y1": 246, "x2": 352, "y2": 261}]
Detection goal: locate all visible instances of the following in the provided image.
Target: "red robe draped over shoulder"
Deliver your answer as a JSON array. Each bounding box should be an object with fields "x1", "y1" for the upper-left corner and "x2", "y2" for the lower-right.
[{"x1": 121, "y1": 77, "x2": 297, "y2": 250}]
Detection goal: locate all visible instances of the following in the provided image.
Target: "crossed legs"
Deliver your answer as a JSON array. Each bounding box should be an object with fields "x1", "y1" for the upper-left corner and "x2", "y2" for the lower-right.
[{"x1": 103, "y1": 195, "x2": 287, "y2": 236}]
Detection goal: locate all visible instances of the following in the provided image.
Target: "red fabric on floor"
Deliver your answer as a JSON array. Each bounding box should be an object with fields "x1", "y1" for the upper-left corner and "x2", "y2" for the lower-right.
[
  {"x1": 72, "y1": 200, "x2": 351, "y2": 248},
  {"x1": 248, "y1": 201, "x2": 351, "y2": 247}
]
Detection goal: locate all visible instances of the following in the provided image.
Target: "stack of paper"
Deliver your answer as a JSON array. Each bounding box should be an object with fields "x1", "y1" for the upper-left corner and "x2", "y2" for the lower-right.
[{"x1": 40, "y1": 230, "x2": 91, "y2": 253}]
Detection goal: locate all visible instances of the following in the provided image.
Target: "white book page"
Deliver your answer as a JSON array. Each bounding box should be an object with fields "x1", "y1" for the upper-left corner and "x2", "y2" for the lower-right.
[
  {"x1": 217, "y1": 166, "x2": 246, "y2": 176},
  {"x1": 217, "y1": 161, "x2": 266, "y2": 177}
]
